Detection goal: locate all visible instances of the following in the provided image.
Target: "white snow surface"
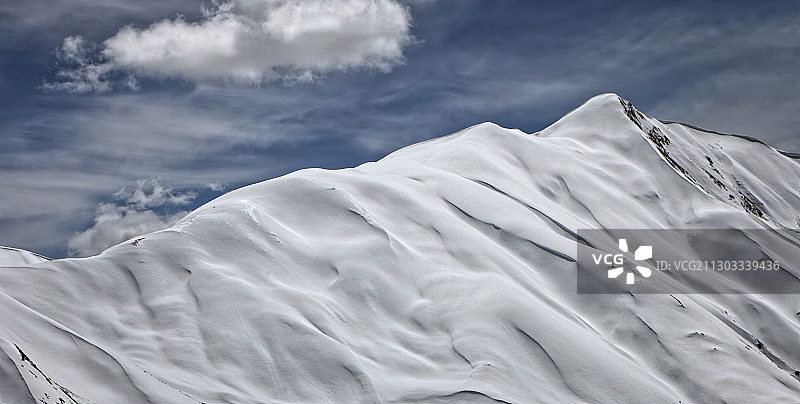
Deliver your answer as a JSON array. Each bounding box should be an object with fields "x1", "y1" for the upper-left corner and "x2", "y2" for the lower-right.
[
  {"x1": 1, "y1": 94, "x2": 800, "y2": 403},
  {"x1": 0, "y1": 247, "x2": 49, "y2": 267}
]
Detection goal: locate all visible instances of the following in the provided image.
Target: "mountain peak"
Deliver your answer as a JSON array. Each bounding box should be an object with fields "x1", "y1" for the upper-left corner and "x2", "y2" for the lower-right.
[
  {"x1": 2, "y1": 95, "x2": 800, "y2": 403},
  {"x1": 564, "y1": 93, "x2": 631, "y2": 117},
  {"x1": 536, "y1": 93, "x2": 650, "y2": 142}
]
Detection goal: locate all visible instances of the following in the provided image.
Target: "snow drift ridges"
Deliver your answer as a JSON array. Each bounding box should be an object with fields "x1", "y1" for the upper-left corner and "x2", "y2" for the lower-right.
[{"x1": 1, "y1": 94, "x2": 799, "y2": 403}]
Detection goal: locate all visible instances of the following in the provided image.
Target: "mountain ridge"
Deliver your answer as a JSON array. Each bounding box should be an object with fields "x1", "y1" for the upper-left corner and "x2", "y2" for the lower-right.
[{"x1": 1, "y1": 94, "x2": 799, "y2": 403}]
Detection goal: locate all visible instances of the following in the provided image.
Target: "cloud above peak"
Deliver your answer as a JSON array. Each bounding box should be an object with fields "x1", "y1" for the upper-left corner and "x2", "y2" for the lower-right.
[
  {"x1": 67, "y1": 178, "x2": 208, "y2": 257},
  {"x1": 45, "y1": 0, "x2": 412, "y2": 91},
  {"x1": 113, "y1": 177, "x2": 197, "y2": 209}
]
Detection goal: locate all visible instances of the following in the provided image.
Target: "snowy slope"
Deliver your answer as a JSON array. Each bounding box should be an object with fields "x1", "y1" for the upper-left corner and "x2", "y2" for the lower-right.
[
  {"x1": 1, "y1": 94, "x2": 799, "y2": 403},
  {"x1": 0, "y1": 246, "x2": 49, "y2": 267}
]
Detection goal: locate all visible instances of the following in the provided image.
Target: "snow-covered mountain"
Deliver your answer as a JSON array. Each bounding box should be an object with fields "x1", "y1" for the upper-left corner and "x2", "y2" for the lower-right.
[
  {"x1": 1, "y1": 94, "x2": 799, "y2": 403},
  {"x1": 0, "y1": 247, "x2": 49, "y2": 267}
]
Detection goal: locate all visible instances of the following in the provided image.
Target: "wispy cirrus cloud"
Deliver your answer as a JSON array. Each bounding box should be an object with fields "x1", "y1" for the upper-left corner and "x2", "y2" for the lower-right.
[
  {"x1": 44, "y1": 0, "x2": 412, "y2": 91},
  {"x1": 42, "y1": 35, "x2": 138, "y2": 93}
]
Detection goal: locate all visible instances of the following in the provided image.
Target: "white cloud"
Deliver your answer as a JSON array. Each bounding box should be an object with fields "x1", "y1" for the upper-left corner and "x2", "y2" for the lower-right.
[
  {"x1": 41, "y1": 36, "x2": 113, "y2": 93},
  {"x1": 47, "y1": 0, "x2": 412, "y2": 90},
  {"x1": 67, "y1": 204, "x2": 188, "y2": 257},
  {"x1": 67, "y1": 177, "x2": 201, "y2": 256},
  {"x1": 41, "y1": 35, "x2": 141, "y2": 93},
  {"x1": 113, "y1": 177, "x2": 197, "y2": 209},
  {"x1": 206, "y1": 181, "x2": 228, "y2": 192}
]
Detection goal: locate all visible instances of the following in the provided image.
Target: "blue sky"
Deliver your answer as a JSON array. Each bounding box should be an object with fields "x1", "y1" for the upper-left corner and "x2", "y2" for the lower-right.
[{"x1": 2, "y1": 0, "x2": 799, "y2": 258}]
